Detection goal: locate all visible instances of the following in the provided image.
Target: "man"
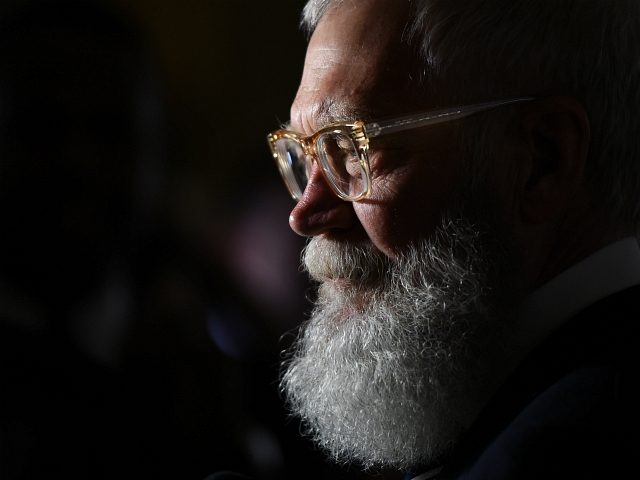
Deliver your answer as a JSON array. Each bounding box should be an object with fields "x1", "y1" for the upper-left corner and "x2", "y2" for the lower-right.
[{"x1": 268, "y1": 0, "x2": 640, "y2": 478}]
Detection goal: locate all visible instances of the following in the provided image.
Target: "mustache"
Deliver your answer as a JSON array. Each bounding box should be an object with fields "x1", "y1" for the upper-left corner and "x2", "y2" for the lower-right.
[{"x1": 302, "y1": 237, "x2": 391, "y2": 286}]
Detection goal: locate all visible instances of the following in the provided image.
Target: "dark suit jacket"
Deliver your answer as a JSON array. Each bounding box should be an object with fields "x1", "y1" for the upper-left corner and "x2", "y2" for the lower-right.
[{"x1": 433, "y1": 284, "x2": 640, "y2": 479}]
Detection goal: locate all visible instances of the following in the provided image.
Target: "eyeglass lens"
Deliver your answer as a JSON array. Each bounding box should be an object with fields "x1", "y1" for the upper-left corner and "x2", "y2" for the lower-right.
[
  {"x1": 274, "y1": 132, "x2": 366, "y2": 201},
  {"x1": 274, "y1": 137, "x2": 311, "y2": 200}
]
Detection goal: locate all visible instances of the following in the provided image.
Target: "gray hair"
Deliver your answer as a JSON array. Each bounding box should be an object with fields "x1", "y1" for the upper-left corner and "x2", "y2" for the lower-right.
[{"x1": 302, "y1": 0, "x2": 640, "y2": 232}]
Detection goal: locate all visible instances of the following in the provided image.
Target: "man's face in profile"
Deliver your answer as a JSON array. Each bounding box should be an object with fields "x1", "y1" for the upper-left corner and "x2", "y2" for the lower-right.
[{"x1": 281, "y1": 0, "x2": 524, "y2": 470}]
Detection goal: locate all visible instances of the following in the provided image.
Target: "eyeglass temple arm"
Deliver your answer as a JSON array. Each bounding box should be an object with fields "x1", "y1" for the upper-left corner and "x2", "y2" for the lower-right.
[{"x1": 364, "y1": 97, "x2": 534, "y2": 138}]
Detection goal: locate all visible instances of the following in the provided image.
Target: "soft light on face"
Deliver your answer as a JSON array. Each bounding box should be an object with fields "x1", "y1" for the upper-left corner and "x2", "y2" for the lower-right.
[{"x1": 288, "y1": 0, "x2": 464, "y2": 257}]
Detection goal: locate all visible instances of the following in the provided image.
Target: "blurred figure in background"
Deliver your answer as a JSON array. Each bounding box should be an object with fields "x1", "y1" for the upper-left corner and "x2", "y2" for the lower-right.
[
  {"x1": 0, "y1": 0, "x2": 154, "y2": 365},
  {"x1": 0, "y1": 0, "x2": 168, "y2": 477}
]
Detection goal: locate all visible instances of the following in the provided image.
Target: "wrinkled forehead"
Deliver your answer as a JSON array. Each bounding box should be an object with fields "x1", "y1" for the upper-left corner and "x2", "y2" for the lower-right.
[
  {"x1": 293, "y1": 0, "x2": 422, "y2": 129},
  {"x1": 306, "y1": 0, "x2": 411, "y2": 64}
]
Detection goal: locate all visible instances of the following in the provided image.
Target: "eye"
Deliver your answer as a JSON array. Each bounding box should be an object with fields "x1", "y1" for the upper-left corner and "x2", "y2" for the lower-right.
[
  {"x1": 344, "y1": 150, "x2": 362, "y2": 178},
  {"x1": 329, "y1": 134, "x2": 360, "y2": 177},
  {"x1": 336, "y1": 136, "x2": 353, "y2": 151}
]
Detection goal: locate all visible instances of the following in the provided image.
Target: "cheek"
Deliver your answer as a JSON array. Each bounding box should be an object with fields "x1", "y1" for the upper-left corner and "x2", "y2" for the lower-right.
[
  {"x1": 354, "y1": 161, "x2": 461, "y2": 257},
  {"x1": 353, "y1": 203, "x2": 439, "y2": 257}
]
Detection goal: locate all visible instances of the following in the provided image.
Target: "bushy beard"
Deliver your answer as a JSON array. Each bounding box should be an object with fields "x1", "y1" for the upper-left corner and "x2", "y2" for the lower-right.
[{"x1": 281, "y1": 209, "x2": 522, "y2": 471}]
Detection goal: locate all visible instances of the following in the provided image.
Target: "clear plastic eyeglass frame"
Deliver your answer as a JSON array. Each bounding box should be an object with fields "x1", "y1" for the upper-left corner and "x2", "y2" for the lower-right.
[{"x1": 267, "y1": 97, "x2": 534, "y2": 202}]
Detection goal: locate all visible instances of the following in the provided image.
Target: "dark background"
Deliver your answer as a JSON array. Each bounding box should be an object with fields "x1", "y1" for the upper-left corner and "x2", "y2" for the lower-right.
[{"x1": 0, "y1": 0, "x2": 395, "y2": 478}]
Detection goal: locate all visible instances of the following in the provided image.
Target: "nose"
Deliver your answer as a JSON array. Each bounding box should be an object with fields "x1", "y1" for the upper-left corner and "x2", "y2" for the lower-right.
[{"x1": 289, "y1": 163, "x2": 354, "y2": 236}]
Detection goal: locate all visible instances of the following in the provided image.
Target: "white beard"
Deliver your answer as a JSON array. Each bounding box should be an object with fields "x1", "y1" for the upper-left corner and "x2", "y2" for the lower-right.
[{"x1": 281, "y1": 213, "x2": 521, "y2": 470}]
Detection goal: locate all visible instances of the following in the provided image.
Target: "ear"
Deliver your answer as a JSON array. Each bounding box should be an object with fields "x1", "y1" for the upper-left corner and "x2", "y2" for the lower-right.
[{"x1": 517, "y1": 96, "x2": 590, "y2": 224}]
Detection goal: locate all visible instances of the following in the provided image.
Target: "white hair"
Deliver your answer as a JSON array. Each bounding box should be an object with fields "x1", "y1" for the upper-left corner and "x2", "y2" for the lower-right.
[
  {"x1": 301, "y1": 0, "x2": 640, "y2": 231},
  {"x1": 282, "y1": 221, "x2": 518, "y2": 469}
]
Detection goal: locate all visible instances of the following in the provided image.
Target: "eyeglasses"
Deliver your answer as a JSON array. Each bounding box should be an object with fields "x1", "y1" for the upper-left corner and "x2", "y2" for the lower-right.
[{"x1": 267, "y1": 97, "x2": 533, "y2": 202}]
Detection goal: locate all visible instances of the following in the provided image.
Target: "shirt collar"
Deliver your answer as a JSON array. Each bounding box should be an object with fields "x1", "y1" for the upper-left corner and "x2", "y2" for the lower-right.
[
  {"x1": 410, "y1": 466, "x2": 444, "y2": 480},
  {"x1": 411, "y1": 238, "x2": 640, "y2": 480},
  {"x1": 512, "y1": 236, "x2": 640, "y2": 362}
]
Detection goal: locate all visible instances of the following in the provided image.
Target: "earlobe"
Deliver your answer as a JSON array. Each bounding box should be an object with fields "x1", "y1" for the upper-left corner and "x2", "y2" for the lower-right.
[{"x1": 518, "y1": 96, "x2": 590, "y2": 224}]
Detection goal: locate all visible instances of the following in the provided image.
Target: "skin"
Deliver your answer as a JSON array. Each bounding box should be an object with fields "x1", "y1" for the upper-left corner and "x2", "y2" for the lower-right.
[
  {"x1": 288, "y1": 0, "x2": 613, "y2": 290},
  {"x1": 289, "y1": 0, "x2": 465, "y2": 259}
]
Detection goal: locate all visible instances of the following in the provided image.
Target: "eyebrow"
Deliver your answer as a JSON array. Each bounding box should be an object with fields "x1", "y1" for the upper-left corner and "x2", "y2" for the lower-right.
[
  {"x1": 315, "y1": 99, "x2": 355, "y2": 125},
  {"x1": 283, "y1": 98, "x2": 377, "y2": 133}
]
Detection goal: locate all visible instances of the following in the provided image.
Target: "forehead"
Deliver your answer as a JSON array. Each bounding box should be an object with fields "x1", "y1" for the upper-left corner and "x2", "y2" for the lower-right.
[{"x1": 291, "y1": 0, "x2": 421, "y2": 130}]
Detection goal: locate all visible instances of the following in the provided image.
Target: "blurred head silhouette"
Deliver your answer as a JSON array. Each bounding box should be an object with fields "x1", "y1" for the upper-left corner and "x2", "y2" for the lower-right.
[{"x1": 0, "y1": 0, "x2": 161, "y2": 318}]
